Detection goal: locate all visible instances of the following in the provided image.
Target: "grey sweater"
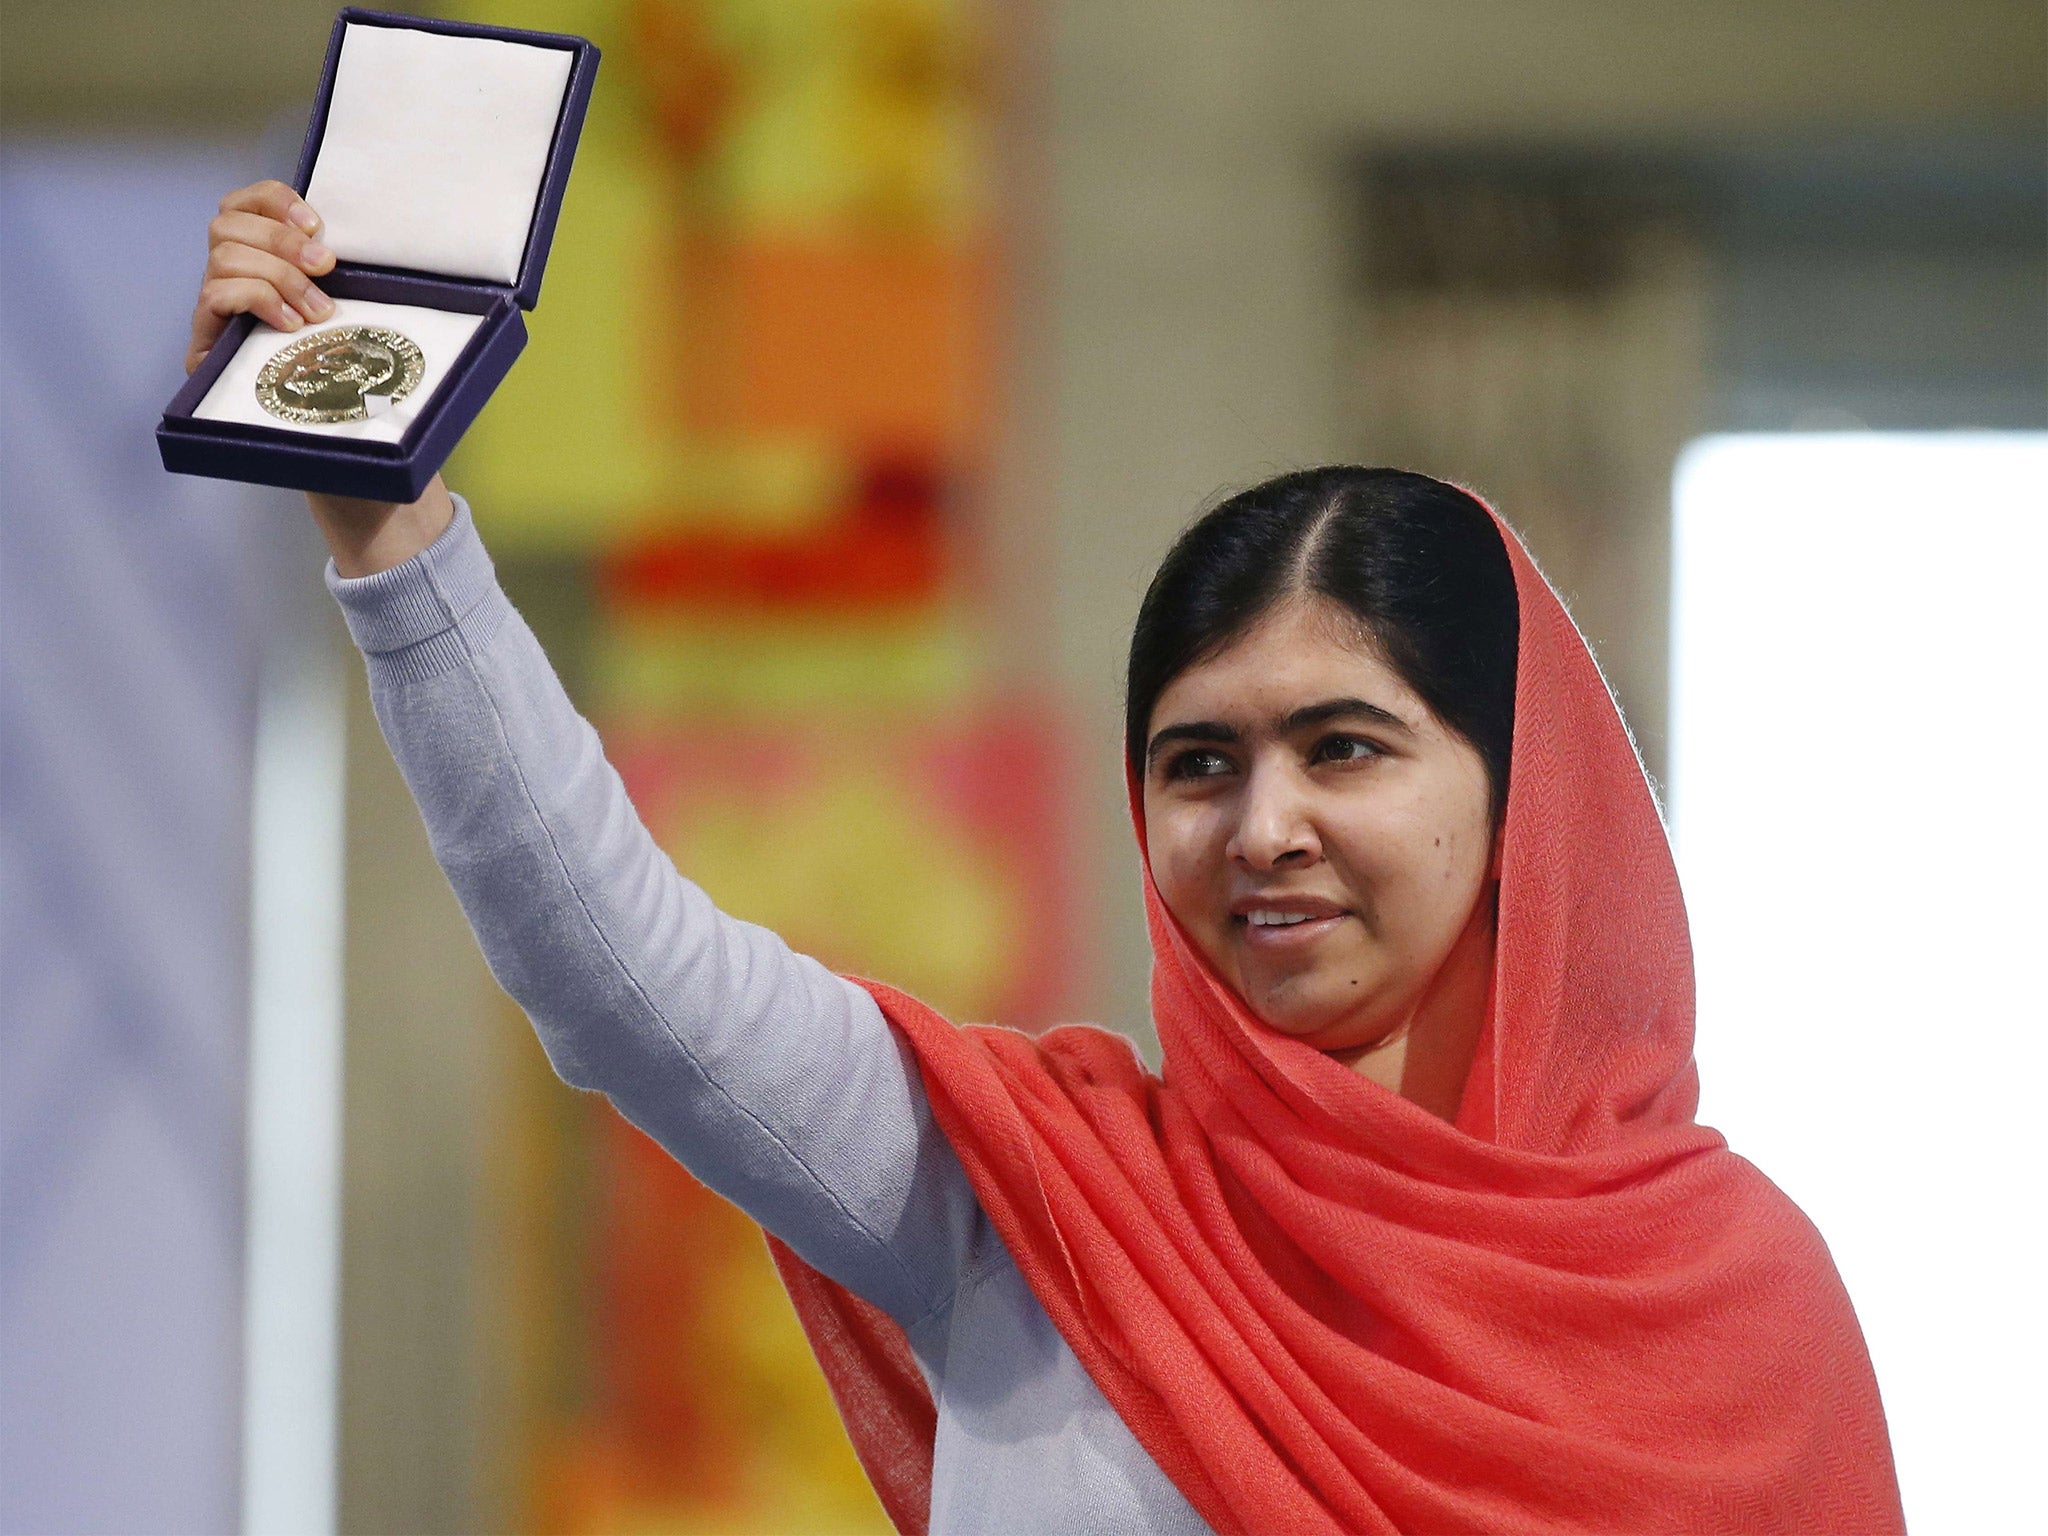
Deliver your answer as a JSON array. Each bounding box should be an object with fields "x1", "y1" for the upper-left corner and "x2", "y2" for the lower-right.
[{"x1": 328, "y1": 495, "x2": 1212, "y2": 1536}]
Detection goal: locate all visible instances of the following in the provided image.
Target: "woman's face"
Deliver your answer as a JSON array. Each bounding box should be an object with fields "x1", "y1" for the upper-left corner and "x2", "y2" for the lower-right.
[{"x1": 1141, "y1": 594, "x2": 1498, "y2": 1057}]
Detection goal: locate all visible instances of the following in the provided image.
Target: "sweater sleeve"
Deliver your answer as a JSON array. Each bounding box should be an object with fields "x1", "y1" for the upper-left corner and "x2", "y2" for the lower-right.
[{"x1": 325, "y1": 492, "x2": 979, "y2": 1330}]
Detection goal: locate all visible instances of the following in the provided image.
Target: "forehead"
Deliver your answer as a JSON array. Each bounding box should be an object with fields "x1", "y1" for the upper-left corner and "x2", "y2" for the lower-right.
[{"x1": 1148, "y1": 596, "x2": 1425, "y2": 729}]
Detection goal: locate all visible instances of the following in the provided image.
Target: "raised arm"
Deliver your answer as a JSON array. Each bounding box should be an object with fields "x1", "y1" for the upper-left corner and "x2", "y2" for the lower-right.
[
  {"x1": 324, "y1": 497, "x2": 977, "y2": 1329},
  {"x1": 191, "y1": 182, "x2": 979, "y2": 1330}
]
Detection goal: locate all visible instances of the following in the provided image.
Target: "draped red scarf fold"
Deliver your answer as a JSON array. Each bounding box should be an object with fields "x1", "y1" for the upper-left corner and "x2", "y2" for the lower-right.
[{"x1": 768, "y1": 504, "x2": 1906, "y2": 1534}]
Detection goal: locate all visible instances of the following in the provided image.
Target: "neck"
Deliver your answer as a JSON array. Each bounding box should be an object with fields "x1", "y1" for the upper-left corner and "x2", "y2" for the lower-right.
[{"x1": 1332, "y1": 888, "x2": 1496, "y2": 1122}]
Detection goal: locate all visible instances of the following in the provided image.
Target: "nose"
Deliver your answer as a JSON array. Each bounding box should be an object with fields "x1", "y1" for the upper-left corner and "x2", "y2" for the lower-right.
[{"x1": 1225, "y1": 759, "x2": 1321, "y2": 871}]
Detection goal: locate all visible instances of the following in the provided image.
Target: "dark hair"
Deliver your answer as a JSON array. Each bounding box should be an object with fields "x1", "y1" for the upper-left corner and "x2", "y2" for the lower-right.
[{"x1": 1125, "y1": 466, "x2": 1520, "y2": 816}]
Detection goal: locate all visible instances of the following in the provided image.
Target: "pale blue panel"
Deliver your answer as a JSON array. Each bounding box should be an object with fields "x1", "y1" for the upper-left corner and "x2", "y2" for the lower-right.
[{"x1": 0, "y1": 141, "x2": 296, "y2": 1536}]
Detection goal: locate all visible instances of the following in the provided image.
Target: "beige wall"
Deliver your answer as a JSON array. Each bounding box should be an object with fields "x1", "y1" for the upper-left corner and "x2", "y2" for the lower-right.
[
  {"x1": 1297, "y1": 0, "x2": 2043, "y2": 136},
  {"x1": 339, "y1": 659, "x2": 511, "y2": 1531},
  {"x1": 7, "y1": 1, "x2": 2039, "y2": 133},
  {"x1": 1, "y1": 2, "x2": 339, "y2": 130}
]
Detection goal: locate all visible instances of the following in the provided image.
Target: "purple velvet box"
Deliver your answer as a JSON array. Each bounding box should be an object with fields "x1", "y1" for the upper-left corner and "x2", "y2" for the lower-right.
[{"x1": 157, "y1": 8, "x2": 599, "y2": 503}]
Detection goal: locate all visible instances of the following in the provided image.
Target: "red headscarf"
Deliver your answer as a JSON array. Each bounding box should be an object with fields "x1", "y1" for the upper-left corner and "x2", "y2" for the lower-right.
[{"x1": 770, "y1": 502, "x2": 1906, "y2": 1534}]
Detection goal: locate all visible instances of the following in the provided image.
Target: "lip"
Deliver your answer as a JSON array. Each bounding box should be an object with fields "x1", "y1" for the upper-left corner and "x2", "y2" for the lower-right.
[
  {"x1": 1230, "y1": 894, "x2": 1351, "y2": 950},
  {"x1": 1230, "y1": 893, "x2": 1349, "y2": 920}
]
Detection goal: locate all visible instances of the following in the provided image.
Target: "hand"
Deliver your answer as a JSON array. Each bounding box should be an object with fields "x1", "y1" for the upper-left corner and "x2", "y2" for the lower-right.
[
  {"x1": 185, "y1": 179, "x2": 337, "y2": 376},
  {"x1": 187, "y1": 180, "x2": 455, "y2": 573}
]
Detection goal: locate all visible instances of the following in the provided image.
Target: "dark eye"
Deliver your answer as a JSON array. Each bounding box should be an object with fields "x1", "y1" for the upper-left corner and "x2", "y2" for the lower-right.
[
  {"x1": 1163, "y1": 748, "x2": 1234, "y2": 781},
  {"x1": 1313, "y1": 733, "x2": 1383, "y2": 765}
]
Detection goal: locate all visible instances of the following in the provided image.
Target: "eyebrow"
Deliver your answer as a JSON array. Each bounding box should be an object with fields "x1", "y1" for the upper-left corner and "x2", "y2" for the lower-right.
[{"x1": 1145, "y1": 696, "x2": 1413, "y2": 766}]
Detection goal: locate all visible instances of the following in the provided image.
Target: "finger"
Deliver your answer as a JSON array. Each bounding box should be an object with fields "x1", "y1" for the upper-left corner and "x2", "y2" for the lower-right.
[
  {"x1": 187, "y1": 283, "x2": 283, "y2": 377},
  {"x1": 218, "y1": 179, "x2": 322, "y2": 237},
  {"x1": 195, "y1": 275, "x2": 310, "y2": 341},
  {"x1": 187, "y1": 291, "x2": 239, "y2": 374},
  {"x1": 207, "y1": 210, "x2": 335, "y2": 278},
  {"x1": 185, "y1": 331, "x2": 222, "y2": 377},
  {"x1": 206, "y1": 241, "x2": 335, "y2": 323}
]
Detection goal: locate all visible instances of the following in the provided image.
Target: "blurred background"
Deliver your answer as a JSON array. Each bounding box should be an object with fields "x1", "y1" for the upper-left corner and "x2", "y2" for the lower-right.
[{"x1": 3, "y1": 2, "x2": 2041, "y2": 1532}]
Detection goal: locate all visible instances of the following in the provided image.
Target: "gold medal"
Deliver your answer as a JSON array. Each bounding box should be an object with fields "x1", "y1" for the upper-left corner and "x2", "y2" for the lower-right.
[{"x1": 255, "y1": 324, "x2": 426, "y2": 425}]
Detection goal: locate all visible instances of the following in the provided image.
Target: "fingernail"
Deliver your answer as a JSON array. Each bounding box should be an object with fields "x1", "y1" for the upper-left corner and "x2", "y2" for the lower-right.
[
  {"x1": 304, "y1": 289, "x2": 333, "y2": 319},
  {"x1": 289, "y1": 203, "x2": 320, "y2": 234},
  {"x1": 302, "y1": 242, "x2": 333, "y2": 272},
  {"x1": 279, "y1": 306, "x2": 303, "y2": 330}
]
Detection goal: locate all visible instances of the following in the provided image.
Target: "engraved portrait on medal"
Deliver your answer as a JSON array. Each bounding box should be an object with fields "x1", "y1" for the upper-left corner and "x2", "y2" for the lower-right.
[{"x1": 255, "y1": 324, "x2": 426, "y2": 425}]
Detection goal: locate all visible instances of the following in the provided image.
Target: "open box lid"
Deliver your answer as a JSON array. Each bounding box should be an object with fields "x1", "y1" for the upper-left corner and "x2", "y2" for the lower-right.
[{"x1": 294, "y1": 8, "x2": 599, "y2": 309}]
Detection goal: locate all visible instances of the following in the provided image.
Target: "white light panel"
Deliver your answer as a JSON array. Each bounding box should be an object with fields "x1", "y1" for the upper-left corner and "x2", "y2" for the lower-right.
[{"x1": 1668, "y1": 432, "x2": 2047, "y2": 1532}]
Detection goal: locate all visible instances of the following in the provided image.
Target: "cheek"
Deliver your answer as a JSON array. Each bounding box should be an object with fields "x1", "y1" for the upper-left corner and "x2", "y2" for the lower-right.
[
  {"x1": 1141, "y1": 801, "x2": 1228, "y2": 923},
  {"x1": 1331, "y1": 793, "x2": 1488, "y2": 923}
]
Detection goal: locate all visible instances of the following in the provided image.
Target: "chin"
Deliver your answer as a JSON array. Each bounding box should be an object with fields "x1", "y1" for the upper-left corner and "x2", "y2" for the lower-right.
[{"x1": 1240, "y1": 975, "x2": 1391, "y2": 1051}]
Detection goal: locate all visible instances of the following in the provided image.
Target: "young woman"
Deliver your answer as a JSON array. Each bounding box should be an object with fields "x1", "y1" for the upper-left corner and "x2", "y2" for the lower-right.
[{"x1": 192, "y1": 181, "x2": 1906, "y2": 1534}]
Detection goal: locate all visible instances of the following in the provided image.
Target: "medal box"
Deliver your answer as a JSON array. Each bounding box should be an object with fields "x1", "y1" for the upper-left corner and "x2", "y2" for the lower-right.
[{"x1": 157, "y1": 7, "x2": 599, "y2": 503}]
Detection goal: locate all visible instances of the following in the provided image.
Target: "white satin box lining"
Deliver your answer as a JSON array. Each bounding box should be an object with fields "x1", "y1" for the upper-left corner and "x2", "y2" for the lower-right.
[{"x1": 304, "y1": 22, "x2": 574, "y2": 285}]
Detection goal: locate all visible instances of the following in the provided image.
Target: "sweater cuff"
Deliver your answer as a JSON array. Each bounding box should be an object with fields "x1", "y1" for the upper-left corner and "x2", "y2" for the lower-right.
[{"x1": 324, "y1": 492, "x2": 509, "y2": 683}]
